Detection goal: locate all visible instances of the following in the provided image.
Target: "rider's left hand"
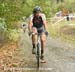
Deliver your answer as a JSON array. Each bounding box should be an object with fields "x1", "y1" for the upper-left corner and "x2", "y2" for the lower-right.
[{"x1": 45, "y1": 31, "x2": 48, "y2": 36}]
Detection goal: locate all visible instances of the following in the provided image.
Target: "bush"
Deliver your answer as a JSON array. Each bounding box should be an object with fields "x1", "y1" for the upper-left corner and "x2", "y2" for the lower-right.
[
  {"x1": 0, "y1": 18, "x2": 7, "y2": 42},
  {"x1": 7, "y1": 29, "x2": 20, "y2": 42}
]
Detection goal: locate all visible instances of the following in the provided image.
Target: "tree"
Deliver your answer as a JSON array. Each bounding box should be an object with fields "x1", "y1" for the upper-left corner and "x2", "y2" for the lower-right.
[{"x1": 56, "y1": 0, "x2": 64, "y2": 3}]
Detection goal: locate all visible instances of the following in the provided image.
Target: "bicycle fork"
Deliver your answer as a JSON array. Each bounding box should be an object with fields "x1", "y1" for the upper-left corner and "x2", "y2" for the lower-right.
[{"x1": 36, "y1": 35, "x2": 40, "y2": 68}]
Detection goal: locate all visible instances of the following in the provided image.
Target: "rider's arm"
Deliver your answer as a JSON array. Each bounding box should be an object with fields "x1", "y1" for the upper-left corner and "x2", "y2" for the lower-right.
[
  {"x1": 42, "y1": 14, "x2": 47, "y2": 31},
  {"x1": 28, "y1": 21, "x2": 32, "y2": 32},
  {"x1": 28, "y1": 15, "x2": 33, "y2": 32},
  {"x1": 43, "y1": 19, "x2": 47, "y2": 31}
]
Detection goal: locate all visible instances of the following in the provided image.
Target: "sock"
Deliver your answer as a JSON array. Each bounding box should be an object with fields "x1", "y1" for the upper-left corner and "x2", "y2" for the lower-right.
[
  {"x1": 33, "y1": 43, "x2": 35, "y2": 49},
  {"x1": 41, "y1": 49, "x2": 43, "y2": 55}
]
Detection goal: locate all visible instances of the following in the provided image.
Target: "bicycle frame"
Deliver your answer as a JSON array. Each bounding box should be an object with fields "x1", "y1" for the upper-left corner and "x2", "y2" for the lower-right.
[
  {"x1": 36, "y1": 33, "x2": 41, "y2": 68},
  {"x1": 36, "y1": 34, "x2": 40, "y2": 46},
  {"x1": 32, "y1": 33, "x2": 41, "y2": 68},
  {"x1": 31, "y1": 32, "x2": 47, "y2": 68}
]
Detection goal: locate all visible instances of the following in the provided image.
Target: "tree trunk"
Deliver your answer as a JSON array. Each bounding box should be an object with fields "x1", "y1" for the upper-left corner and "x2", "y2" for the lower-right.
[{"x1": 56, "y1": 0, "x2": 64, "y2": 3}]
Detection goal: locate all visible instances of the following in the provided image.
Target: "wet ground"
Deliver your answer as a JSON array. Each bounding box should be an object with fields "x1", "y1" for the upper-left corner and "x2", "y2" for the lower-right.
[{"x1": 1, "y1": 31, "x2": 75, "y2": 72}]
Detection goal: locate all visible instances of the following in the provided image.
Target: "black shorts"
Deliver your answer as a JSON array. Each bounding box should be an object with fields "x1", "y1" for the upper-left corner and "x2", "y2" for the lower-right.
[{"x1": 33, "y1": 26, "x2": 44, "y2": 34}]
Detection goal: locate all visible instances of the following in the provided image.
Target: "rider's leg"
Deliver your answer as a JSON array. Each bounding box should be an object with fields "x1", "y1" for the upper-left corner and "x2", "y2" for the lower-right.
[
  {"x1": 40, "y1": 33, "x2": 46, "y2": 59},
  {"x1": 32, "y1": 34, "x2": 36, "y2": 48},
  {"x1": 32, "y1": 27, "x2": 37, "y2": 54}
]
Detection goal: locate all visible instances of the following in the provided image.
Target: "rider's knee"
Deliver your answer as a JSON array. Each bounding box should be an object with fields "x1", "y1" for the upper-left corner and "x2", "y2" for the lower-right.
[
  {"x1": 32, "y1": 27, "x2": 37, "y2": 33},
  {"x1": 40, "y1": 35, "x2": 45, "y2": 42}
]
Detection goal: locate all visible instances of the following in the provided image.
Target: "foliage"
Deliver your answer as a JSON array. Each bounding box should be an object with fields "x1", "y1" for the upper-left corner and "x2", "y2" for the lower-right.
[
  {"x1": 0, "y1": 18, "x2": 7, "y2": 31},
  {"x1": 0, "y1": 0, "x2": 75, "y2": 41},
  {"x1": 7, "y1": 29, "x2": 20, "y2": 41},
  {"x1": 0, "y1": 0, "x2": 75, "y2": 26}
]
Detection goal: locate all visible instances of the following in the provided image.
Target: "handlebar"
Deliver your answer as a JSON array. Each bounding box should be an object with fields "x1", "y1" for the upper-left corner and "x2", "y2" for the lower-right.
[{"x1": 28, "y1": 31, "x2": 48, "y2": 37}]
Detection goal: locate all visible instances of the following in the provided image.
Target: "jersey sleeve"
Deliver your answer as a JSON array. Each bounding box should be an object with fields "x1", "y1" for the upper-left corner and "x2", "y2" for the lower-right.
[
  {"x1": 41, "y1": 14, "x2": 46, "y2": 21},
  {"x1": 29, "y1": 14, "x2": 33, "y2": 22}
]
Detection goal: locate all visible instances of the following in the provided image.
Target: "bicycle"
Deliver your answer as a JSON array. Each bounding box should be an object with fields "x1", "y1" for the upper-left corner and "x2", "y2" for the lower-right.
[{"x1": 30, "y1": 32, "x2": 48, "y2": 69}]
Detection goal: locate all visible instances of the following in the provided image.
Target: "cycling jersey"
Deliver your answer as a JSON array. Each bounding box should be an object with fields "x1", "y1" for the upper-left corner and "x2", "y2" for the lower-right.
[{"x1": 29, "y1": 13, "x2": 46, "y2": 28}]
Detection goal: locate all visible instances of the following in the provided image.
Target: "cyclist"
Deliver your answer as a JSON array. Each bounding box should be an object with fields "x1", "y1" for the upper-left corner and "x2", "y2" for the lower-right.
[
  {"x1": 28, "y1": 6, "x2": 48, "y2": 62},
  {"x1": 21, "y1": 17, "x2": 27, "y2": 33}
]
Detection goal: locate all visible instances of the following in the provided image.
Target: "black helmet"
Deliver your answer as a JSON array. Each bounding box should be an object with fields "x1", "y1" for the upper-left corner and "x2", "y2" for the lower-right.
[{"x1": 33, "y1": 6, "x2": 41, "y2": 13}]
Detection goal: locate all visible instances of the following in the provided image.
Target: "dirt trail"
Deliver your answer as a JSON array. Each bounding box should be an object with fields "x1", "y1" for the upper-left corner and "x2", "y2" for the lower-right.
[{"x1": 1, "y1": 31, "x2": 75, "y2": 72}]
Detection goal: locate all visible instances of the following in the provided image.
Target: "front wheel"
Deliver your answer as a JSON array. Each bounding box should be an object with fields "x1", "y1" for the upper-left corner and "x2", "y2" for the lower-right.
[{"x1": 36, "y1": 42, "x2": 40, "y2": 68}]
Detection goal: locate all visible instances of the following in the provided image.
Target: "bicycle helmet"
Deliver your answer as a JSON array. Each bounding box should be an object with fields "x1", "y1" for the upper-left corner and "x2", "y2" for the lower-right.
[{"x1": 33, "y1": 6, "x2": 41, "y2": 13}]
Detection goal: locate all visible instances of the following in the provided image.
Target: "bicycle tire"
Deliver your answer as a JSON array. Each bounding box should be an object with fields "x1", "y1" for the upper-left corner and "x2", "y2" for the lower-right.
[{"x1": 36, "y1": 42, "x2": 40, "y2": 68}]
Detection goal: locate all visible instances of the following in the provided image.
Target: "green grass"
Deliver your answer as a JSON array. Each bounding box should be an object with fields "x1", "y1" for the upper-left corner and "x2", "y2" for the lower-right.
[{"x1": 48, "y1": 20, "x2": 75, "y2": 43}]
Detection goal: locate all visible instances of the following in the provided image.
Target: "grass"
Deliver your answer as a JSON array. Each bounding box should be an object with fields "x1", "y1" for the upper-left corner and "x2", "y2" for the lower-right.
[{"x1": 48, "y1": 19, "x2": 75, "y2": 43}]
